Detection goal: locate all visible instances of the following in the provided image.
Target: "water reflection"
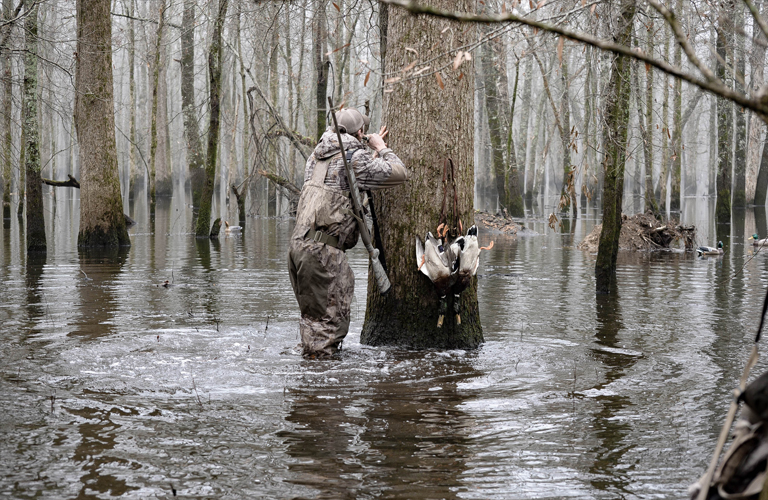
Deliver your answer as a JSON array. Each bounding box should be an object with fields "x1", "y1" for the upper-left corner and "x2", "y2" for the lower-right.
[
  {"x1": 73, "y1": 248, "x2": 128, "y2": 339},
  {"x1": 280, "y1": 353, "x2": 478, "y2": 499}
]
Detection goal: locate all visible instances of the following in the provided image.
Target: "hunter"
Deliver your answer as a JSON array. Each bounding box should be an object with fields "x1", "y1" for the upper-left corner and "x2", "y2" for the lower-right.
[{"x1": 288, "y1": 108, "x2": 409, "y2": 357}]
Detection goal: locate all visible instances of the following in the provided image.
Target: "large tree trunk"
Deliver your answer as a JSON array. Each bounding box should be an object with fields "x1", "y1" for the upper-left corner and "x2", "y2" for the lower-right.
[
  {"x1": 361, "y1": 0, "x2": 482, "y2": 349},
  {"x1": 716, "y1": 13, "x2": 733, "y2": 224},
  {"x1": 560, "y1": 50, "x2": 576, "y2": 217},
  {"x1": 643, "y1": 19, "x2": 658, "y2": 214},
  {"x1": 181, "y1": 0, "x2": 205, "y2": 207},
  {"x1": 595, "y1": 0, "x2": 635, "y2": 294},
  {"x1": 75, "y1": 0, "x2": 129, "y2": 248},
  {"x1": 23, "y1": 4, "x2": 44, "y2": 253},
  {"x1": 194, "y1": 0, "x2": 228, "y2": 237},
  {"x1": 657, "y1": 36, "x2": 669, "y2": 211},
  {"x1": 669, "y1": 0, "x2": 683, "y2": 211}
]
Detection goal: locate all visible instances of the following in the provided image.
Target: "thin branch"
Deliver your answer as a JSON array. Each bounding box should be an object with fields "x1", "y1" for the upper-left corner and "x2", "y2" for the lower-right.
[
  {"x1": 41, "y1": 174, "x2": 80, "y2": 188},
  {"x1": 745, "y1": 0, "x2": 768, "y2": 45},
  {"x1": 379, "y1": 0, "x2": 768, "y2": 117}
]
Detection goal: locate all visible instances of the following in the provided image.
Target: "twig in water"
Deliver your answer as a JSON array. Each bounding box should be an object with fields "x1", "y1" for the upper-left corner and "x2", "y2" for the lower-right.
[
  {"x1": 79, "y1": 269, "x2": 89, "y2": 280},
  {"x1": 263, "y1": 315, "x2": 270, "y2": 339}
]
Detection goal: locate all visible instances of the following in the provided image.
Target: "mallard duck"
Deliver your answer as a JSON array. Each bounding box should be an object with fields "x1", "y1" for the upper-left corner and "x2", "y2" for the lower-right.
[
  {"x1": 416, "y1": 232, "x2": 459, "y2": 327},
  {"x1": 224, "y1": 221, "x2": 242, "y2": 233},
  {"x1": 749, "y1": 234, "x2": 768, "y2": 247},
  {"x1": 451, "y1": 225, "x2": 494, "y2": 324},
  {"x1": 697, "y1": 241, "x2": 724, "y2": 256}
]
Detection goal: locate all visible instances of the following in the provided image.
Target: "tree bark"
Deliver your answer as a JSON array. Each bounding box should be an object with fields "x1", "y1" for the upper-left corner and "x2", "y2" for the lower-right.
[
  {"x1": 748, "y1": 0, "x2": 766, "y2": 204},
  {"x1": 194, "y1": 0, "x2": 228, "y2": 237},
  {"x1": 75, "y1": 0, "x2": 130, "y2": 248},
  {"x1": 23, "y1": 3, "x2": 44, "y2": 253},
  {"x1": 595, "y1": 0, "x2": 635, "y2": 294},
  {"x1": 361, "y1": 0, "x2": 482, "y2": 349},
  {"x1": 314, "y1": 0, "x2": 329, "y2": 141},
  {"x1": 716, "y1": 13, "x2": 733, "y2": 223},
  {"x1": 181, "y1": 0, "x2": 205, "y2": 207},
  {"x1": 0, "y1": 0, "x2": 12, "y2": 212},
  {"x1": 669, "y1": 0, "x2": 683, "y2": 211},
  {"x1": 644, "y1": 19, "x2": 658, "y2": 214},
  {"x1": 657, "y1": 35, "x2": 669, "y2": 211},
  {"x1": 733, "y1": 2, "x2": 748, "y2": 207}
]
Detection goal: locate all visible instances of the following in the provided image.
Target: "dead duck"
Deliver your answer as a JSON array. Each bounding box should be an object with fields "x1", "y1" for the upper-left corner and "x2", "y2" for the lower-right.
[
  {"x1": 749, "y1": 234, "x2": 768, "y2": 247},
  {"x1": 696, "y1": 241, "x2": 724, "y2": 256},
  {"x1": 224, "y1": 221, "x2": 242, "y2": 233},
  {"x1": 416, "y1": 232, "x2": 459, "y2": 327},
  {"x1": 451, "y1": 225, "x2": 494, "y2": 324}
]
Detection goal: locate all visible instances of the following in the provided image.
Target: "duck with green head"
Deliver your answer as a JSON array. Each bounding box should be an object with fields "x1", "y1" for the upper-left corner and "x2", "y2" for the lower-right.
[
  {"x1": 697, "y1": 241, "x2": 724, "y2": 256},
  {"x1": 749, "y1": 234, "x2": 768, "y2": 247}
]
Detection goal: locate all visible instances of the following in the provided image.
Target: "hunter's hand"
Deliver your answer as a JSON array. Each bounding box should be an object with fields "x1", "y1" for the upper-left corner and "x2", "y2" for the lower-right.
[{"x1": 366, "y1": 126, "x2": 388, "y2": 152}]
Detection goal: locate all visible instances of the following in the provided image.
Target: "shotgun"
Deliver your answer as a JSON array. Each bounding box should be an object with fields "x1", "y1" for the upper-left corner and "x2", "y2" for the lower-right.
[{"x1": 328, "y1": 96, "x2": 390, "y2": 294}]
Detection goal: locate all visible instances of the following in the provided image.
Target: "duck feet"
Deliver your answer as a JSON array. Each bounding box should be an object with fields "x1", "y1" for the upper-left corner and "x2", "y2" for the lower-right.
[{"x1": 453, "y1": 293, "x2": 461, "y2": 325}]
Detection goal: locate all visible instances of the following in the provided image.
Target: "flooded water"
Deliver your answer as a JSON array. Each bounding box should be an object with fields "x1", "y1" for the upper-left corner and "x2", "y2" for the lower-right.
[{"x1": 2, "y1": 192, "x2": 768, "y2": 499}]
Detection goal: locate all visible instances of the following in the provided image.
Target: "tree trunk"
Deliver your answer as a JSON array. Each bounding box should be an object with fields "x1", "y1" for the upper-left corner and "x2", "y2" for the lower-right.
[
  {"x1": 733, "y1": 2, "x2": 747, "y2": 208},
  {"x1": 519, "y1": 57, "x2": 533, "y2": 201},
  {"x1": 657, "y1": 35, "x2": 669, "y2": 211},
  {"x1": 756, "y1": 133, "x2": 768, "y2": 205},
  {"x1": 748, "y1": 0, "x2": 766, "y2": 204},
  {"x1": 194, "y1": 0, "x2": 228, "y2": 237},
  {"x1": 669, "y1": 0, "x2": 682, "y2": 211},
  {"x1": 75, "y1": 0, "x2": 130, "y2": 247},
  {"x1": 560, "y1": 50, "x2": 576, "y2": 217},
  {"x1": 127, "y1": 0, "x2": 137, "y2": 198},
  {"x1": 1, "y1": 0, "x2": 12, "y2": 213},
  {"x1": 181, "y1": 0, "x2": 205, "y2": 207},
  {"x1": 595, "y1": 0, "x2": 635, "y2": 294},
  {"x1": 361, "y1": 0, "x2": 482, "y2": 349},
  {"x1": 23, "y1": 4, "x2": 44, "y2": 253},
  {"x1": 314, "y1": 0, "x2": 329, "y2": 141},
  {"x1": 716, "y1": 14, "x2": 733, "y2": 223},
  {"x1": 147, "y1": 0, "x2": 166, "y2": 206},
  {"x1": 644, "y1": 19, "x2": 658, "y2": 214}
]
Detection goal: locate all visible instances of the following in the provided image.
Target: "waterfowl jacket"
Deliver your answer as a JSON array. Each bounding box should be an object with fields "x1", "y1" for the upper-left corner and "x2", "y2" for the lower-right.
[{"x1": 292, "y1": 129, "x2": 408, "y2": 251}]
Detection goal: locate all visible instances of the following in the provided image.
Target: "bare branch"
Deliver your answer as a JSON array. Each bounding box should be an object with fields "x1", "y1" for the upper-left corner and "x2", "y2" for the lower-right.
[{"x1": 41, "y1": 174, "x2": 80, "y2": 188}]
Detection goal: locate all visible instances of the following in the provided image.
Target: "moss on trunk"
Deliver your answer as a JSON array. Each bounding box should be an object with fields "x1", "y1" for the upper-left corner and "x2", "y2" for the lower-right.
[{"x1": 23, "y1": 4, "x2": 44, "y2": 253}]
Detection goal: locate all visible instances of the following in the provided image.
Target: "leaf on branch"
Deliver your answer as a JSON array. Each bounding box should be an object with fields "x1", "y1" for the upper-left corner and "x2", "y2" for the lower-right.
[
  {"x1": 413, "y1": 66, "x2": 431, "y2": 76},
  {"x1": 364, "y1": 71, "x2": 370, "y2": 87},
  {"x1": 384, "y1": 76, "x2": 402, "y2": 84},
  {"x1": 458, "y1": 72, "x2": 464, "y2": 81},
  {"x1": 536, "y1": 0, "x2": 546, "y2": 8},
  {"x1": 454, "y1": 52, "x2": 464, "y2": 70},
  {"x1": 557, "y1": 37, "x2": 564, "y2": 64},
  {"x1": 406, "y1": 47, "x2": 418, "y2": 56},
  {"x1": 590, "y1": 4, "x2": 596, "y2": 14},
  {"x1": 436, "y1": 72, "x2": 445, "y2": 89},
  {"x1": 332, "y1": 2, "x2": 340, "y2": 11},
  {"x1": 667, "y1": 128, "x2": 671, "y2": 139},
  {"x1": 529, "y1": 0, "x2": 535, "y2": 9},
  {"x1": 645, "y1": 62, "x2": 650, "y2": 73},
  {"x1": 532, "y1": 26, "x2": 538, "y2": 35},
  {"x1": 441, "y1": 26, "x2": 450, "y2": 34},
  {"x1": 581, "y1": 0, "x2": 585, "y2": 5}
]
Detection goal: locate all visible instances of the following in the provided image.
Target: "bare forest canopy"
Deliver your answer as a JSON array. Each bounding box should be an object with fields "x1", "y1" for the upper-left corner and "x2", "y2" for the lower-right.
[{"x1": 3, "y1": 0, "x2": 768, "y2": 223}]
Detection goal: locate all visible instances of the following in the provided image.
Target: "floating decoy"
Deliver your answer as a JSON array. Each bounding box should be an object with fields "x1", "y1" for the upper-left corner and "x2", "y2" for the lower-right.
[
  {"x1": 416, "y1": 232, "x2": 459, "y2": 327},
  {"x1": 749, "y1": 234, "x2": 768, "y2": 247},
  {"x1": 451, "y1": 225, "x2": 493, "y2": 324},
  {"x1": 696, "y1": 241, "x2": 724, "y2": 256},
  {"x1": 224, "y1": 221, "x2": 242, "y2": 233}
]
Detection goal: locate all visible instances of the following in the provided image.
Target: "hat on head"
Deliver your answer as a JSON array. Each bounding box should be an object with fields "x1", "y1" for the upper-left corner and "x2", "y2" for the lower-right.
[{"x1": 334, "y1": 108, "x2": 370, "y2": 135}]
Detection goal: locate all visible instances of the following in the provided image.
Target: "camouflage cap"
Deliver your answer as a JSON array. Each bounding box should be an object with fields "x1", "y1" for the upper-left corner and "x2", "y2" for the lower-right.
[{"x1": 334, "y1": 108, "x2": 370, "y2": 135}]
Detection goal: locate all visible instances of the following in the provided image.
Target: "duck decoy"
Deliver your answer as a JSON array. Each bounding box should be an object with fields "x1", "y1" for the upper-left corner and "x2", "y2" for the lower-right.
[
  {"x1": 224, "y1": 221, "x2": 242, "y2": 233},
  {"x1": 749, "y1": 234, "x2": 768, "y2": 247},
  {"x1": 696, "y1": 241, "x2": 724, "y2": 256},
  {"x1": 451, "y1": 225, "x2": 493, "y2": 324},
  {"x1": 416, "y1": 232, "x2": 459, "y2": 327}
]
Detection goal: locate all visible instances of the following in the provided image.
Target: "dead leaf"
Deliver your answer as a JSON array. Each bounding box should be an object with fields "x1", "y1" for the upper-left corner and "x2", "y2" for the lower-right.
[
  {"x1": 405, "y1": 47, "x2": 419, "y2": 56},
  {"x1": 332, "y1": 2, "x2": 340, "y2": 11},
  {"x1": 364, "y1": 71, "x2": 370, "y2": 87},
  {"x1": 453, "y1": 52, "x2": 464, "y2": 70},
  {"x1": 384, "y1": 76, "x2": 402, "y2": 84},
  {"x1": 436, "y1": 72, "x2": 445, "y2": 89},
  {"x1": 458, "y1": 72, "x2": 464, "y2": 81},
  {"x1": 581, "y1": 0, "x2": 585, "y2": 5},
  {"x1": 402, "y1": 61, "x2": 417, "y2": 73},
  {"x1": 645, "y1": 61, "x2": 650, "y2": 73},
  {"x1": 441, "y1": 26, "x2": 450, "y2": 34},
  {"x1": 529, "y1": 0, "x2": 535, "y2": 9},
  {"x1": 557, "y1": 37, "x2": 564, "y2": 64},
  {"x1": 590, "y1": 4, "x2": 596, "y2": 14},
  {"x1": 667, "y1": 128, "x2": 671, "y2": 139},
  {"x1": 536, "y1": 0, "x2": 546, "y2": 8}
]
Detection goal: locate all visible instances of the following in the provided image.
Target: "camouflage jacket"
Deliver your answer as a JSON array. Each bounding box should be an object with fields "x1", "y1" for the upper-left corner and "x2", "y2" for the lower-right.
[{"x1": 291, "y1": 129, "x2": 409, "y2": 250}]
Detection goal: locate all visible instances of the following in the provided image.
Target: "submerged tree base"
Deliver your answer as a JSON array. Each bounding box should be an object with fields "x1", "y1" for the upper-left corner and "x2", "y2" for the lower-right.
[
  {"x1": 578, "y1": 212, "x2": 695, "y2": 252},
  {"x1": 78, "y1": 226, "x2": 131, "y2": 248}
]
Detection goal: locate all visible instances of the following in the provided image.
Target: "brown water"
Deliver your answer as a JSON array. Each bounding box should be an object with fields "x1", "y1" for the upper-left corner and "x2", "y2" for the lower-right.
[{"x1": 2, "y1": 192, "x2": 768, "y2": 499}]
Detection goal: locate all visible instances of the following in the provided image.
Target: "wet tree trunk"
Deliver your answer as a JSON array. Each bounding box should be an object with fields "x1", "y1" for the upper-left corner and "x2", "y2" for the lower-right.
[
  {"x1": 361, "y1": 0, "x2": 482, "y2": 349},
  {"x1": 1, "y1": 0, "x2": 12, "y2": 213},
  {"x1": 194, "y1": 0, "x2": 228, "y2": 238},
  {"x1": 147, "y1": 0, "x2": 166, "y2": 206},
  {"x1": 506, "y1": 60, "x2": 523, "y2": 216},
  {"x1": 644, "y1": 19, "x2": 658, "y2": 214},
  {"x1": 748, "y1": 0, "x2": 766, "y2": 204},
  {"x1": 560, "y1": 51, "x2": 576, "y2": 218},
  {"x1": 716, "y1": 14, "x2": 733, "y2": 223},
  {"x1": 127, "y1": 0, "x2": 138, "y2": 199},
  {"x1": 595, "y1": 0, "x2": 635, "y2": 294},
  {"x1": 267, "y1": 5, "x2": 279, "y2": 216},
  {"x1": 733, "y1": 2, "x2": 747, "y2": 208},
  {"x1": 23, "y1": 4, "x2": 44, "y2": 253},
  {"x1": 657, "y1": 35, "x2": 669, "y2": 211},
  {"x1": 181, "y1": 0, "x2": 205, "y2": 207},
  {"x1": 669, "y1": 0, "x2": 682, "y2": 212},
  {"x1": 519, "y1": 57, "x2": 533, "y2": 202},
  {"x1": 75, "y1": 0, "x2": 130, "y2": 247},
  {"x1": 314, "y1": 0, "x2": 329, "y2": 141}
]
